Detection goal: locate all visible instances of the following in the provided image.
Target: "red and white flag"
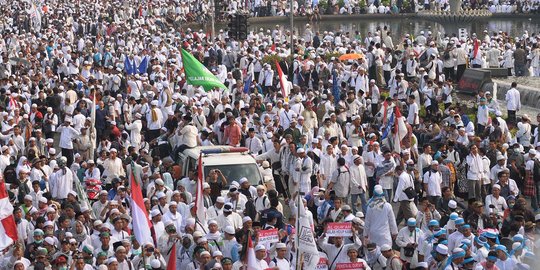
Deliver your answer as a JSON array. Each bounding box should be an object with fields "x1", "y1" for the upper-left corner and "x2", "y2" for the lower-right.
[
  {"x1": 393, "y1": 106, "x2": 408, "y2": 154},
  {"x1": 275, "y1": 61, "x2": 290, "y2": 98},
  {"x1": 246, "y1": 233, "x2": 260, "y2": 270},
  {"x1": 193, "y1": 154, "x2": 206, "y2": 225},
  {"x1": 0, "y1": 180, "x2": 17, "y2": 250},
  {"x1": 129, "y1": 163, "x2": 153, "y2": 245},
  {"x1": 166, "y1": 243, "x2": 177, "y2": 270}
]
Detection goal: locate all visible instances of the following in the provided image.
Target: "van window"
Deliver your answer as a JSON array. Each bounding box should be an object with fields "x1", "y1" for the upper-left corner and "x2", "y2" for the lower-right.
[
  {"x1": 203, "y1": 164, "x2": 262, "y2": 187},
  {"x1": 185, "y1": 157, "x2": 197, "y2": 176}
]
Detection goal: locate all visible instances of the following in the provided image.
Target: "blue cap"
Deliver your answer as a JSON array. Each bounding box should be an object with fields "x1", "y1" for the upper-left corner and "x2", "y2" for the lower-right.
[
  {"x1": 512, "y1": 234, "x2": 524, "y2": 242},
  {"x1": 463, "y1": 257, "x2": 476, "y2": 264},
  {"x1": 455, "y1": 218, "x2": 465, "y2": 225},
  {"x1": 475, "y1": 236, "x2": 487, "y2": 245},
  {"x1": 452, "y1": 248, "x2": 466, "y2": 258},
  {"x1": 462, "y1": 224, "x2": 471, "y2": 229},
  {"x1": 434, "y1": 229, "x2": 447, "y2": 237},
  {"x1": 495, "y1": 245, "x2": 507, "y2": 252},
  {"x1": 449, "y1": 212, "x2": 459, "y2": 220},
  {"x1": 483, "y1": 231, "x2": 498, "y2": 239},
  {"x1": 407, "y1": 218, "x2": 417, "y2": 226},
  {"x1": 429, "y1": 220, "x2": 440, "y2": 227},
  {"x1": 460, "y1": 239, "x2": 471, "y2": 249}
]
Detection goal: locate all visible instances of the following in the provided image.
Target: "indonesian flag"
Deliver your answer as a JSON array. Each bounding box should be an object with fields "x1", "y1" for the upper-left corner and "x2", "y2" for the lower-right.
[
  {"x1": 0, "y1": 180, "x2": 18, "y2": 250},
  {"x1": 246, "y1": 233, "x2": 260, "y2": 270},
  {"x1": 166, "y1": 243, "x2": 177, "y2": 270},
  {"x1": 472, "y1": 38, "x2": 480, "y2": 59},
  {"x1": 393, "y1": 106, "x2": 408, "y2": 154},
  {"x1": 194, "y1": 154, "x2": 206, "y2": 225},
  {"x1": 8, "y1": 97, "x2": 18, "y2": 110},
  {"x1": 382, "y1": 100, "x2": 389, "y2": 124},
  {"x1": 275, "y1": 61, "x2": 290, "y2": 98},
  {"x1": 129, "y1": 163, "x2": 153, "y2": 246}
]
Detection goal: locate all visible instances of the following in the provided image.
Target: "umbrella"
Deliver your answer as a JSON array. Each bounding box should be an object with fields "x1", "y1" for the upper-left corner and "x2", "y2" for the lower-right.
[{"x1": 339, "y1": 53, "x2": 364, "y2": 61}]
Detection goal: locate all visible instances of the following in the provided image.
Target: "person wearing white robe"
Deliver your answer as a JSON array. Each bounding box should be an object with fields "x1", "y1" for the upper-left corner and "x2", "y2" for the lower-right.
[
  {"x1": 295, "y1": 148, "x2": 313, "y2": 194},
  {"x1": 363, "y1": 185, "x2": 398, "y2": 247},
  {"x1": 49, "y1": 157, "x2": 75, "y2": 200},
  {"x1": 162, "y1": 202, "x2": 183, "y2": 233},
  {"x1": 124, "y1": 113, "x2": 143, "y2": 152}
]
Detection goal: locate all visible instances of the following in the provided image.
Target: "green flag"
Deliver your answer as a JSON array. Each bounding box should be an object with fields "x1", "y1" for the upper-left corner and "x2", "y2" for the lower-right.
[{"x1": 181, "y1": 48, "x2": 226, "y2": 91}]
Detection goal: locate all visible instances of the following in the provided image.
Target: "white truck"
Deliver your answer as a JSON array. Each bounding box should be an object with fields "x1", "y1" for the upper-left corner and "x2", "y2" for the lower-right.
[{"x1": 177, "y1": 146, "x2": 263, "y2": 189}]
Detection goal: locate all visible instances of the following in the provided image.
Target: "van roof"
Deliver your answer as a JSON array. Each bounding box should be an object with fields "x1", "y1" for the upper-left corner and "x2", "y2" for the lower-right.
[{"x1": 183, "y1": 146, "x2": 255, "y2": 166}]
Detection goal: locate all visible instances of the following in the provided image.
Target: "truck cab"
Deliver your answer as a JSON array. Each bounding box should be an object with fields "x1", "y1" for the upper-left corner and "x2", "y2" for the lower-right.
[{"x1": 177, "y1": 146, "x2": 263, "y2": 190}]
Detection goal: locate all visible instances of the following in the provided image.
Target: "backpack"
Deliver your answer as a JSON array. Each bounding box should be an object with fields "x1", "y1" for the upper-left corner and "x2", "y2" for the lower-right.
[
  {"x1": 389, "y1": 255, "x2": 407, "y2": 270},
  {"x1": 391, "y1": 53, "x2": 398, "y2": 68},
  {"x1": 533, "y1": 159, "x2": 540, "y2": 183}
]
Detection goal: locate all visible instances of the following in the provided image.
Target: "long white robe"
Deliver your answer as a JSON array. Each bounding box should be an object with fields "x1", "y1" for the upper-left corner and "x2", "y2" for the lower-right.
[{"x1": 364, "y1": 200, "x2": 398, "y2": 247}]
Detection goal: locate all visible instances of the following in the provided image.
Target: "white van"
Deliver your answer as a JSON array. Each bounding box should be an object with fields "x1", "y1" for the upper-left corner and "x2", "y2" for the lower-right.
[{"x1": 177, "y1": 146, "x2": 263, "y2": 187}]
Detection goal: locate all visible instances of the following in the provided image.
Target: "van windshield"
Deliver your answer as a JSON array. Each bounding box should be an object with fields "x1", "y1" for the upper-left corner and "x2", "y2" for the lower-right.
[{"x1": 203, "y1": 164, "x2": 262, "y2": 187}]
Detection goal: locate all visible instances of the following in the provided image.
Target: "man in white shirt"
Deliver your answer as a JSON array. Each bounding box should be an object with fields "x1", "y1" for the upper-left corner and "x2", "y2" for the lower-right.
[
  {"x1": 49, "y1": 157, "x2": 75, "y2": 201},
  {"x1": 279, "y1": 103, "x2": 295, "y2": 130},
  {"x1": 254, "y1": 245, "x2": 270, "y2": 269},
  {"x1": 56, "y1": 119, "x2": 81, "y2": 167},
  {"x1": 102, "y1": 149, "x2": 125, "y2": 185},
  {"x1": 162, "y1": 201, "x2": 183, "y2": 233},
  {"x1": 268, "y1": 243, "x2": 290, "y2": 270},
  {"x1": 418, "y1": 145, "x2": 433, "y2": 175},
  {"x1": 394, "y1": 163, "x2": 417, "y2": 226},
  {"x1": 216, "y1": 203, "x2": 243, "y2": 231},
  {"x1": 207, "y1": 196, "x2": 225, "y2": 221},
  {"x1": 176, "y1": 115, "x2": 199, "y2": 153},
  {"x1": 317, "y1": 229, "x2": 362, "y2": 270},
  {"x1": 505, "y1": 82, "x2": 521, "y2": 124},
  {"x1": 350, "y1": 155, "x2": 368, "y2": 213},
  {"x1": 146, "y1": 100, "x2": 163, "y2": 141},
  {"x1": 407, "y1": 95, "x2": 419, "y2": 127},
  {"x1": 423, "y1": 161, "x2": 443, "y2": 204},
  {"x1": 150, "y1": 209, "x2": 165, "y2": 239},
  {"x1": 396, "y1": 218, "x2": 424, "y2": 265},
  {"x1": 245, "y1": 128, "x2": 263, "y2": 155},
  {"x1": 319, "y1": 145, "x2": 337, "y2": 188},
  {"x1": 466, "y1": 145, "x2": 486, "y2": 201},
  {"x1": 484, "y1": 184, "x2": 508, "y2": 217},
  {"x1": 124, "y1": 113, "x2": 143, "y2": 152}
]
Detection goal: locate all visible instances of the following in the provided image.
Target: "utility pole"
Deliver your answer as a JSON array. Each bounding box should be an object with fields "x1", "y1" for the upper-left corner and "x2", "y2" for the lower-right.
[
  {"x1": 211, "y1": 0, "x2": 216, "y2": 39},
  {"x1": 290, "y1": 0, "x2": 294, "y2": 56},
  {"x1": 289, "y1": 0, "x2": 294, "y2": 80}
]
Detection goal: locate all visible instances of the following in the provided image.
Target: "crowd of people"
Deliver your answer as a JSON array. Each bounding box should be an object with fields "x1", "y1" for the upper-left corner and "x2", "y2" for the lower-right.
[{"x1": 1, "y1": 0, "x2": 540, "y2": 270}]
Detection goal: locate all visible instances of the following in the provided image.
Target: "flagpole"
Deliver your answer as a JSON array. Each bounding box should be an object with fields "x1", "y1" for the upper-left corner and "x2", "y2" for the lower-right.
[
  {"x1": 295, "y1": 192, "x2": 302, "y2": 270},
  {"x1": 289, "y1": 0, "x2": 294, "y2": 80},
  {"x1": 90, "y1": 90, "x2": 96, "y2": 161}
]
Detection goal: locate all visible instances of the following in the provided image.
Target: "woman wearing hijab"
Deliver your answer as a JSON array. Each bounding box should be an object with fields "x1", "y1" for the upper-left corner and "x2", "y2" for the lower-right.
[
  {"x1": 71, "y1": 221, "x2": 92, "y2": 250},
  {"x1": 16, "y1": 156, "x2": 32, "y2": 178}
]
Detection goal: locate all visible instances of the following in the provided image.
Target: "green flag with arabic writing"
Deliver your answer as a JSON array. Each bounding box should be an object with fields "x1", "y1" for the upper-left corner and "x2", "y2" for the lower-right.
[{"x1": 181, "y1": 48, "x2": 226, "y2": 91}]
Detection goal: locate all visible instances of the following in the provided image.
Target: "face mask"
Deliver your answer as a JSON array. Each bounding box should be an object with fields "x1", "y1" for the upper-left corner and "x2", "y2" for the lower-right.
[
  {"x1": 59, "y1": 266, "x2": 68, "y2": 270},
  {"x1": 35, "y1": 239, "x2": 43, "y2": 245}
]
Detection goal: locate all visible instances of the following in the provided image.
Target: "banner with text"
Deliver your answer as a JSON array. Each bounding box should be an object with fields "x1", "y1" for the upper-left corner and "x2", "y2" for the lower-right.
[
  {"x1": 258, "y1": 229, "x2": 279, "y2": 245},
  {"x1": 326, "y1": 223, "x2": 352, "y2": 237},
  {"x1": 335, "y1": 262, "x2": 365, "y2": 270}
]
